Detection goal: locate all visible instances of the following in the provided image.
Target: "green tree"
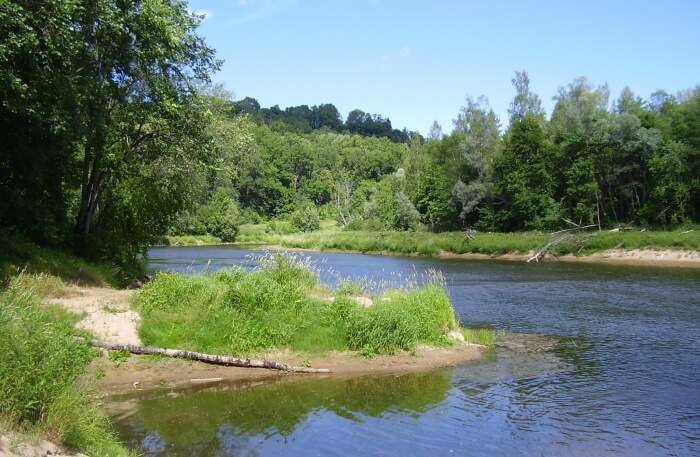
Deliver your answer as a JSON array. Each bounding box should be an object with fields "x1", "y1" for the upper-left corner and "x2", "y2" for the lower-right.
[
  {"x1": 202, "y1": 188, "x2": 240, "y2": 242},
  {"x1": 71, "y1": 0, "x2": 219, "y2": 257},
  {"x1": 451, "y1": 96, "x2": 501, "y2": 223},
  {"x1": 508, "y1": 70, "x2": 544, "y2": 122},
  {"x1": 491, "y1": 115, "x2": 560, "y2": 230}
]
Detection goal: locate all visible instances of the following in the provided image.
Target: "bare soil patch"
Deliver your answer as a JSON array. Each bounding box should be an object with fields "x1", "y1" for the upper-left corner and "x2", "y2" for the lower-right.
[{"x1": 46, "y1": 287, "x2": 140, "y2": 345}]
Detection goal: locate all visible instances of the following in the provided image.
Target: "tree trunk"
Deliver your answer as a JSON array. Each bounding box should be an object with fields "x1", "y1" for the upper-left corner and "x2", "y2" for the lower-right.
[{"x1": 87, "y1": 339, "x2": 331, "y2": 373}]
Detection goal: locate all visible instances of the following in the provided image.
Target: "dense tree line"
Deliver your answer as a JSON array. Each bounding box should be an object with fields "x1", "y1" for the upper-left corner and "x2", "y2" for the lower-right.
[
  {"x1": 180, "y1": 73, "x2": 698, "y2": 238},
  {"x1": 231, "y1": 96, "x2": 419, "y2": 143},
  {"x1": 1, "y1": 0, "x2": 697, "y2": 262},
  {"x1": 407, "y1": 74, "x2": 699, "y2": 231}
]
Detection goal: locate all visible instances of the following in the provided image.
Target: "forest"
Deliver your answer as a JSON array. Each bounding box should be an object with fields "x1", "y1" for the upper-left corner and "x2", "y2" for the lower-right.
[{"x1": 1, "y1": 0, "x2": 699, "y2": 270}]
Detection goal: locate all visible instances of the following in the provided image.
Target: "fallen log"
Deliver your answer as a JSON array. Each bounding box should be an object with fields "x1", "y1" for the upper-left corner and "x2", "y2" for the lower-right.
[{"x1": 84, "y1": 338, "x2": 331, "y2": 373}]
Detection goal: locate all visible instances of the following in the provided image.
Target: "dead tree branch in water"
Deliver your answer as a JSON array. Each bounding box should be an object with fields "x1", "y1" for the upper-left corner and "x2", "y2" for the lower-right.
[
  {"x1": 528, "y1": 220, "x2": 597, "y2": 263},
  {"x1": 84, "y1": 338, "x2": 331, "y2": 373}
]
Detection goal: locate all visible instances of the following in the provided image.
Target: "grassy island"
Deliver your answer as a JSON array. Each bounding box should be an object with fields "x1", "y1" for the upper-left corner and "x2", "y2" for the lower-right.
[{"x1": 136, "y1": 254, "x2": 492, "y2": 357}]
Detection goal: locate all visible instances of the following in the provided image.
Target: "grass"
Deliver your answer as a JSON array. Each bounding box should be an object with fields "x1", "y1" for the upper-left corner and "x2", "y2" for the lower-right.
[
  {"x1": 7, "y1": 272, "x2": 70, "y2": 298},
  {"x1": 0, "y1": 276, "x2": 134, "y2": 456},
  {"x1": 135, "y1": 254, "x2": 475, "y2": 357},
  {"x1": 165, "y1": 220, "x2": 700, "y2": 258},
  {"x1": 0, "y1": 232, "x2": 122, "y2": 288},
  {"x1": 461, "y1": 328, "x2": 498, "y2": 347},
  {"x1": 239, "y1": 220, "x2": 700, "y2": 257},
  {"x1": 162, "y1": 234, "x2": 223, "y2": 246}
]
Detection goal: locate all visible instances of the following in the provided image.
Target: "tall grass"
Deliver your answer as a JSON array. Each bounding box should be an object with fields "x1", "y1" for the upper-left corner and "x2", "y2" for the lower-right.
[
  {"x1": 274, "y1": 226, "x2": 700, "y2": 257},
  {"x1": 0, "y1": 279, "x2": 133, "y2": 456},
  {"x1": 135, "y1": 254, "x2": 465, "y2": 357}
]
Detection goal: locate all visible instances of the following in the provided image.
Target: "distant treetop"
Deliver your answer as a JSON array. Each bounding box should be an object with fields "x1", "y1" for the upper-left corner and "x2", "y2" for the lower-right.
[{"x1": 230, "y1": 97, "x2": 420, "y2": 143}]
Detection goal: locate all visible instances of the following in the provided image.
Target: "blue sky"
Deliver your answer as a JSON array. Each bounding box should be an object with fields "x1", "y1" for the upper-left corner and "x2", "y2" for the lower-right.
[{"x1": 187, "y1": 0, "x2": 700, "y2": 135}]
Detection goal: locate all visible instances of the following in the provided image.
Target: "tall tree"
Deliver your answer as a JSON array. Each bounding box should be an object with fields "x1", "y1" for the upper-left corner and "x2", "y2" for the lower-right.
[
  {"x1": 491, "y1": 115, "x2": 559, "y2": 231},
  {"x1": 428, "y1": 121, "x2": 443, "y2": 140},
  {"x1": 451, "y1": 96, "x2": 501, "y2": 222},
  {"x1": 71, "y1": 0, "x2": 219, "y2": 255},
  {"x1": 508, "y1": 70, "x2": 544, "y2": 122}
]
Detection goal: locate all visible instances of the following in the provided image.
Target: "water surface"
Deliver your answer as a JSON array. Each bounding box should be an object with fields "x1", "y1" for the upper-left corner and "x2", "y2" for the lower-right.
[{"x1": 110, "y1": 246, "x2": 700, "y2": 456}]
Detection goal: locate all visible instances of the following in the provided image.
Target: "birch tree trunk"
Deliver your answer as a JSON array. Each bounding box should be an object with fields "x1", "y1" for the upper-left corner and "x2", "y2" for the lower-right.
[{"x1": 87, "y1": 339, "x2": 330, "y2": 373}]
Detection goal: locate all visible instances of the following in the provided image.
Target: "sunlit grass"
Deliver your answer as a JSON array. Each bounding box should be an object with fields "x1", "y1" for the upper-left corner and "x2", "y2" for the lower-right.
[
  {"x1": 229, "y1": 221, "x2": 700, "y2": 258},
  {"x1": 135, "y1": 254, "x2": 463, "y2": 357},
  {"x1": 461, "y1": 327, "x2": 498, "y2": 347}
]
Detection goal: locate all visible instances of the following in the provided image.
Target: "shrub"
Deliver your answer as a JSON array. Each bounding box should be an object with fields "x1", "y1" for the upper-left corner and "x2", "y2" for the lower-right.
[
  {"x1": 290, "y1": 205, "x2": 320, "y2": 232},
  {"x1": 394, "y1": 192, "x2": 421, "y2": 231},
  {"x1": 201, "y1": 188, "x2": 240, "y2": 242}
]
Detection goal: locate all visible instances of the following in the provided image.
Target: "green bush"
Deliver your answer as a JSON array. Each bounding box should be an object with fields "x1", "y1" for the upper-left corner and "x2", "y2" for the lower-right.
[
  {"x1": 290, "y1": 205, "x2": 321, "y2": 232},
  {"x1": 200, "y1": 188, "x2": 240, "y2": 242}
]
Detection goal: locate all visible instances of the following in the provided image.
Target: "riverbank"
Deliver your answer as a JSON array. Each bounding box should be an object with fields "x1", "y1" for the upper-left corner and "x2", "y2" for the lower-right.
[
  {"x1": 87, "y1": 344, "x2": 483, "y2": 394},
  {"x1": 39, "y1": 282, "x2": 486, "y2": 395},
  {"x1": 165, "y1": 224, "x2": 700, "y2": 268}
]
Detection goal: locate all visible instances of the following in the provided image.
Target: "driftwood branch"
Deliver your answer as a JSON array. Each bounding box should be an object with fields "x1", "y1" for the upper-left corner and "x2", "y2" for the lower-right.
[
  {"x1": 85, "y1": 338, "x2": 330, "y2": 373},
  {"x1": 528, "y1": 219, "x2": 598, "y2": 263},
  {"x1": 528, "y1": 234, "x2": 574, "y2": 263}
]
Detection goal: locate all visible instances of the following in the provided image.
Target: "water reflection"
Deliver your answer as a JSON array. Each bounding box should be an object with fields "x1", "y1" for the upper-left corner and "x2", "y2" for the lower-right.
[
  {"x1": 118, "y1": 246, "x2": 700, "y2": 457},
  {"x1": 110, "y1": 370, "x2": 454, "y2": 456}
]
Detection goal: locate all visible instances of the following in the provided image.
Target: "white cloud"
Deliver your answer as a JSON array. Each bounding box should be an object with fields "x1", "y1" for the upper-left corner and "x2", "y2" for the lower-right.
[{"x1": 399, "y1": 46, "x2": 411, "y2": 58}]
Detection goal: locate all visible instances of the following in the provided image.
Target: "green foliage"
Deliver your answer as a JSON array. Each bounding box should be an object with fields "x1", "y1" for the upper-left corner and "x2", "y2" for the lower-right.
[
  {"x1": 135, "y1": 255, "x2": 461, "y2": 357},
  {"x1": 645, "y1": 141, "x2": 699, "y2": 225},
  {"x1": 412, "y1": 163, "x2": 457, "y2": 229},
  {"x1": 346, "y1": 285, "x2": 457, "y2": 356},
  {"x1": 491, "y1": 115, "x2": 561, "y2": 230},
  {"x1": 200, "y1": 188, "x2": 241, "y2": 242},
  {"x1": 0, "y1": 282, "x2": 132, "y2": 456},
  {"x1": 290, "y1": 204, "x2": 321, "y2": 232},
  {"x1": 1, "y1": 0, "x2": 219, "y2": 264},
  {"x1": 461, "y1": 328, "x2": 498, "y2": 347}
]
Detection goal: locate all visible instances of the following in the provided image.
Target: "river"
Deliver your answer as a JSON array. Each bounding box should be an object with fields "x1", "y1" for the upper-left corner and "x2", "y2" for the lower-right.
[{"x1": 108, "y1": 246, "x2": 700, "y2": 457}]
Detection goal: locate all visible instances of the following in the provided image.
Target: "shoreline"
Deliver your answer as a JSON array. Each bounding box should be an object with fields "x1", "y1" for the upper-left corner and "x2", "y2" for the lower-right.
[
  {"x1": 244, "y1": 244, "x2": 700, "y2": 269},
  {"x1": 87, "y1": 344, "x2": 484, "y2": 395}
]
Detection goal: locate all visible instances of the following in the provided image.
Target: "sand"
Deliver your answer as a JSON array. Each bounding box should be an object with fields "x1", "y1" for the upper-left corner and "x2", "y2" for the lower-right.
[
  {"x1": 439, "y1": 248, "x2": 700, "y2": 268},
  {"x1": 46, "y1": 287, "x2": 141, "y2": 345},
  {"x1": 86, "y1": 343, "x2": 483, "y2": 394}
]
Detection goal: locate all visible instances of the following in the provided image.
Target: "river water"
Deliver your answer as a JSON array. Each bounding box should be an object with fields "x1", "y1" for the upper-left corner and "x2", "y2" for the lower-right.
[{"x1": 109, "y1": 246, "x2": 700, "y2": 457}]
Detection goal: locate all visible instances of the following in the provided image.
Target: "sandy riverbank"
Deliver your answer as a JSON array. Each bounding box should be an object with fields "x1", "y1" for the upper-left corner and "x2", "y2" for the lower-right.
[
  {"x1": 86, "y1": 344, "x2": 483, "y2": 394},
  {"x1": 44, "y1": 287, "x2": 484, "y2": 396},
  {"x1": 438, "y1": 248, "x2": 700, "y2": 268},
  {"x1": 257, "y1": 244, "x2": 700, "y2": 268}
]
